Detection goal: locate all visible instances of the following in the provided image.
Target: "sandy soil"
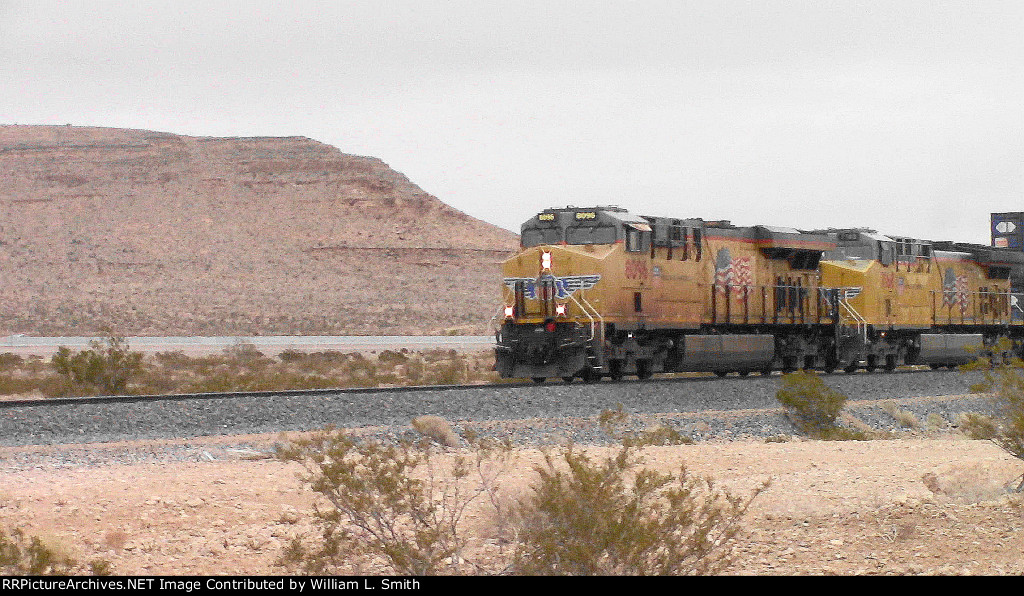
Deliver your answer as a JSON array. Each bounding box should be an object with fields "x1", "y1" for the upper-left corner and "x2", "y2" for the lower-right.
[{"x1": 1, "y1": 432, "x2": 1022, "y2": 576}]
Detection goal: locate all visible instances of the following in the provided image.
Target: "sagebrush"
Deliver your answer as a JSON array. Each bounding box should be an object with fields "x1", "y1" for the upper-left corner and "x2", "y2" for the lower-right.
[
  {"x1": 598, "y1": 403, "x2": 693, "y2": 446},
  {"x1": 960, "y1": 353, "x2": 1024, "y2": 491},
  {"x1": 0, "y1": 345, "x2": 498, "y2": 399},
  {"x1": 50, "y1": 335, "x2": 143, "y2": 396},
  {"x1": 0, "y1": 525, "x2": 111, "y2": 575},
  {"x1": 276, "y1": 427, "x2": 764, "y2": 575},
  {"x1": 776, "y1": 370, "x2": 866, "y2": 440},
  {"x1": 274, "y1": 426, "x2": 505, "y2": 575},
  {"x1": 511, "y1": 446, "x2": 766, "y2": 575}
]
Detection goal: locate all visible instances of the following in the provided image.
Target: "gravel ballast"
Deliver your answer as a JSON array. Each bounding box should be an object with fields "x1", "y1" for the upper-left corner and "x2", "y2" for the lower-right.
[{"x1": 0, "y1": 370, "x2": 999, "y2": 461}]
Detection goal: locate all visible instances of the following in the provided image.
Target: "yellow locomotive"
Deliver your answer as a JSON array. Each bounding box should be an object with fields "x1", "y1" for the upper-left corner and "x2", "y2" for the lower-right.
[{"x1": 494, "y1": 206, "x2": 1024, "y2": 382}]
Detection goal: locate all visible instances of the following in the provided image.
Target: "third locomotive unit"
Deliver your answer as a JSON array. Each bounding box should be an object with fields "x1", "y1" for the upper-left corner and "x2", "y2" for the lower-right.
[{"x1": 494, "y1": 206, "x2": 1024, "y2": 382}]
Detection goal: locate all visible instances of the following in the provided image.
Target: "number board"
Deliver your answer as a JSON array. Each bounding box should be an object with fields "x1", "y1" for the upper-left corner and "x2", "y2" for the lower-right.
[
  {"x1": 537, "y1": 213, "x2": 556, "y2": 221},
  {"x1": 574, "y1": 212, "x2": 597, "y2": 221}
]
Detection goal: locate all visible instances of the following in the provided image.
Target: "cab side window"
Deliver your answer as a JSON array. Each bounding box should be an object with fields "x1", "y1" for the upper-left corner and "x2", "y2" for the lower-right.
[{"x1": 626, "y1": 229, "x2": 641, "y2": 252}]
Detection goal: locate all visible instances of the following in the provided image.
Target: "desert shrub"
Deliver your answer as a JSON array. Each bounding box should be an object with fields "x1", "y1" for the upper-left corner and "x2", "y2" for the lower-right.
[
  {"x1": 959, "y1": 412, "x2": 998, "y2": 439},
  {"x1": 0, "y1": 353, "x2": 24, "y2": 370},
  {"x1": 598, "y1": 403, "x2": 631, "y2": 434},
  {"x1": 275, "y1": 427, "x2": 499, "y2": 575},
  {"x1": 960, "y1": 354, "x2": 1024, "y2": 491},
  {"x1": 378, "y1": 350, "x2": 409, "y2": 366},
  {"x1": 50, "y1": 336, "x2": 143, "y2": 396},
  {"x1": 511, "y1": 446, "x2": 766, "y2": 575},
  {"x1": 342, "y1": 354, "x2": 379, "y2": 387},
  {"x1": 220, "y1": 343, "x2": 274, "y2": 374},
  {"x1": 277, "y1": 349, "x2": 308, "y2": 363},
  {"x1": 598, "y1": 404, "x2": 693, "y2": 446},
  {"x1": 775, "y1": 370, "x2": 852, "y2": 438},
  {"x1": 812, "y1": 425, "x2": 871, "y2": 441},
  {"x1": 880, "y1": 401, "x2": 921, "y2": 429},
  {"x1": 307, "y1": 350, "x2": 353, "y2": 365},
  {"x1": 626, "y1": 425, "x2": 692, "y2": 447},
  {"x1": 151, "y1": 350, "x2": 192, "y2": 367},
  {"x1": 0, "y1": 525, "x2": 110, "y2": 575},
  {"x1": 0, "y1": 376, "x2": 49, "y2": 397},
  {"x1": 222, "y1": 341, "x2": 266, "y2": 361},
  {"x1": 402, "y1": 356, "x2": 426, "y2": 385},
  {"x1": 926, "y1": 412, "x2": 947, "y2": 430},
  {"x1": 411, "y1": 415, "x2": 460, "y2": 448},
  {"x1": 424, "y1": 356, "x2": 466, "y2": 386},
  {"x1": 19, "y1": 356, "x2": 45, "y2": 376}
]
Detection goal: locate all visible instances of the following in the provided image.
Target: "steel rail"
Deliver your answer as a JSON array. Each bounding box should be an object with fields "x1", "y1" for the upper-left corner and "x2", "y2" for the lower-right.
[{"x1": 0, "y1": 365, "x2": 956, "y2": 410}]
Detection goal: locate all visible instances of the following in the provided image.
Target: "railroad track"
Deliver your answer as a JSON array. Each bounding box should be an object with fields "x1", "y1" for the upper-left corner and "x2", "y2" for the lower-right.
[
  {"x1": 0, "y1": 368, "x2": 993, "y2": 449},
  {"x1": 0, "y1": 364, "x2": 971, "y2": 410}
]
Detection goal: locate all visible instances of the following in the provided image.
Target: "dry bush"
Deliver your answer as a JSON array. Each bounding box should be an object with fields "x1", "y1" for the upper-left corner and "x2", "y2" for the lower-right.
[
  {"x1": 274, "y1": 427, "x2": 503, "y2": 575},
  {"x1": 0, "y1": 525, "x2": 111, "y2": 575},
  {"x1": 5, "y1": 345, "x2": 497, "y2": 399},
  {"x1": 776, "y1": 371, "x2": 868, "y2": 440},
  {"x1": 511, "y1": 446, "x2": 767, "y2": 575},
  {"x1": 960, "y1": 353, "x2": 1024, "y2": 491},
  {"x1": 377, "y1": 350, "x2": 409, "y2": 366},
  {"x1": 50, "y1": 336, "x2": 143, "y2": 396},
  {"x1": 221, "y1": 342, "x2": 270, "y2": 365},
  {"x1": 880, "y1": 401, "x2": 921, "y2": 430},
  {"x1": 0, "y1": 353, "x2": 24, "y2": 370},
  {"x1": 277, "y1": 427, "x2": 760, "y2": 576},
  {"x1": 598, "y1": 404, "x2": 692, "y2": 446},
  {"x1": 411, "y1": 416, "x2": 461, "y2": 448},
  {"x1": 926, "y1": 412, "x2": 947, "y2": 431},
  {"x1": 921, "y1": 464, "x2": 1018, "y2": 502}
]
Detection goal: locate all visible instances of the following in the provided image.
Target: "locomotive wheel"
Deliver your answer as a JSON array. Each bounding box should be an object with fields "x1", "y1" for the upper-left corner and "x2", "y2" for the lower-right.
[
  {"x1": 884, "y1": 355, "x2": 897, "y2": 372},
  {"x1": 636, "y1": 360, "x2": 653, "y2": 380},
  {"x1": 713, "y1": 370, "x2": 728, "y2": 378},
  {"x1": 865, "y1": 356, "x2": 877, "y2": 373},
  {"x1": 562, "y1": 376, "x2": 575, "y2": 384},
  {"x1": 738, "y1": 370, "x2": 749, "y2": 377},
  {"x1": 532, "y1": 377, "x2": 546, "y2": 384},
  {"x1": 844, "y1": 363, "x2": 858, "y2": 374},
  {"x1": 760, "y1": 367, "x2": 773, "y2": 377},
  {"x1": 609, "y1": 361, "x2": 624, "y2": 382},
  {"x1": 581, "y1": 368, "x2": 599, "y2": 383}
]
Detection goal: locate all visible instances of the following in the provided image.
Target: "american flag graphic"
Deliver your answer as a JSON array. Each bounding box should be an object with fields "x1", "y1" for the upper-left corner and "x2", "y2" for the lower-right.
[
  {"x1": 942, "y1": 269, "x2": 970, "y2": 313},
  {"x1": 714, "y1": 248, "x2": 753, "y2": 297}
]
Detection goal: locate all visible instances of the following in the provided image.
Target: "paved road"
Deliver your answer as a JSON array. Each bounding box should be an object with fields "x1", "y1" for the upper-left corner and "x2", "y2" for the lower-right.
[{"x1": 0, "y1": 335, "x2": 494, "y2": 356}]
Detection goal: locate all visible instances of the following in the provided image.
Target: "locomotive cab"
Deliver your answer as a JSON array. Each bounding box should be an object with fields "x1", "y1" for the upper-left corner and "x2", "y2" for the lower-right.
[{"x1": 496, "y1": 207, "x2": 631, "y2": 381}]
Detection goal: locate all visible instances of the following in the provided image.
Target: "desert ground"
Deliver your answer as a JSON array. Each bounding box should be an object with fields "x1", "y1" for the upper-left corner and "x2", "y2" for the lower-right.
[{"x1": 2, "y1": 432, "x2": 1022, "y2": 576}]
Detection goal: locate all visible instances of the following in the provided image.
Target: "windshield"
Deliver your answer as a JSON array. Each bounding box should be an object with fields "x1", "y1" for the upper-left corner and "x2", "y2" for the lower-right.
[
  {"x1": 521, "y1": 228, "x2": 562, "y2": 247},
  {"x1": 566, "y1": 226, "x2": 617, "y2": 245}
]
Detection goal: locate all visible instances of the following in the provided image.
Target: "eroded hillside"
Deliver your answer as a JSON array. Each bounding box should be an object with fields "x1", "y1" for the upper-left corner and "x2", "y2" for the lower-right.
[{"x1": 0, "y1": 125, "x2": 519, "y2": 335}]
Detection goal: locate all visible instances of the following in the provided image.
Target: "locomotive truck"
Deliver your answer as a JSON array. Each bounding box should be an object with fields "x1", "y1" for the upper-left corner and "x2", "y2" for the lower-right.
[{"x1": 494, "y1": 206, "x2": 1024, "y2": 382}]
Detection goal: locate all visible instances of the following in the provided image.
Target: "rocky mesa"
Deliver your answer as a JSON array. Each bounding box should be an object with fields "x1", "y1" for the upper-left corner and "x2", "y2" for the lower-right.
[{"x1": 0, "y1": 125, "x2": 519, "y2": 336}]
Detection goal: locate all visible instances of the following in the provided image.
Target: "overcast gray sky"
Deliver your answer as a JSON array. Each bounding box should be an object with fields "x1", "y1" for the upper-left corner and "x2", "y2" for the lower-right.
[{"x1": 2, "y1": 0, "x2": 1022, "y2": 243}]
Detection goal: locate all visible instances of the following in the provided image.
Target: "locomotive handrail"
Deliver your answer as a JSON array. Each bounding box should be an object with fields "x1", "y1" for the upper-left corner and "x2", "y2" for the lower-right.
[
  {"x1": 838, "y1": 288, "x2": 867, "y2": 342},
  {"x1": 488, "y1": 304, "x2": 508, "y2": 333},
  {"x1": 580, "y1": 295, "x2": 603, "y2": 335},
  {"x1": 568, "y1": 293, "x2": 602, "y2": 342}
]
